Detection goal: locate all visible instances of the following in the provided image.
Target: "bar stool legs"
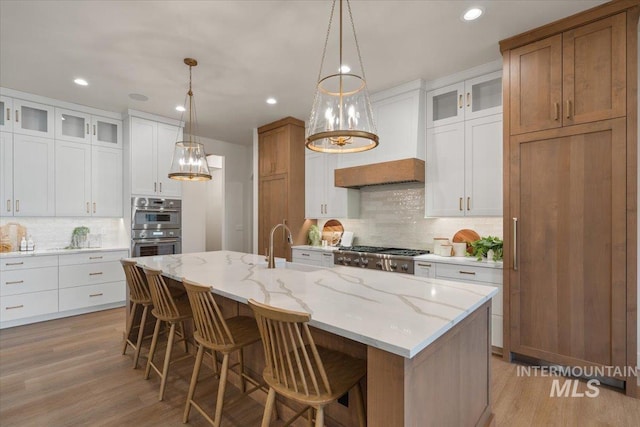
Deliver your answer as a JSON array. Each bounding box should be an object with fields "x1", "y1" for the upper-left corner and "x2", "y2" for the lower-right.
[{"x1": 122, "y1": 301, "x2": 151, "y2": 369}]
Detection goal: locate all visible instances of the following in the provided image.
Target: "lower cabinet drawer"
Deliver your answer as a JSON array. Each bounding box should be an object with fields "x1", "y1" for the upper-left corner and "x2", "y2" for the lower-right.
[
  {"x1": 59, "y1": 261, "x2": 125, "y2": 288},
  {"x1": 320, "y1": 252, "x2": 334, "y2": 267},
  {"x1": 435, "y1": 263, "x2": 502, "y2": 284},
  {"x1": 1, "y1": 266, "x2": 58, "y2": 296},
  {"x1": 59, "y1": 281, "x2": 126, "y2": 312},
  {"x1": 291, "y1": 250, "x2": 322, "y2": 263},
  {"x1": 491, "y1": 314, "x2": 503, "y2": 348},
  {"x1": 0, "y1": 290, "x2": 59, "y2": 322},
  {"x1": 292, "y1": 257, "x2": 322, "y2": 267}
]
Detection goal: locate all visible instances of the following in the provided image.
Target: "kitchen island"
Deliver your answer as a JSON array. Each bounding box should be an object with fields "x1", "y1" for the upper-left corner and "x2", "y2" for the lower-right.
[{"x1": 131, "y1": 250, "x2": 498, "y2": 426}]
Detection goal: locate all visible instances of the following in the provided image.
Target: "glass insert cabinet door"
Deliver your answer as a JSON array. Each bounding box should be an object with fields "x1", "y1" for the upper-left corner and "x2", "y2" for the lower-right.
[
  {"x1": 11, "y1": 99, "x2": 54, "y2": 138},
  {"x1": 91, "y1": 116, "x2": 122, "y2": 148},
  {"x1": 427, "y1": 82, "x2": 465, "y2": 128},
  {"x1": 463, "y1": 71, "x2": 502, "y2": 121},
  {"x1": 55, "y1": 108, "x2": 91, "y2": 144}
]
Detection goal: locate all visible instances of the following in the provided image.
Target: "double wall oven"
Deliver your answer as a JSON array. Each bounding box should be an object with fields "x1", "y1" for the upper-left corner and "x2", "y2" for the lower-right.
[{"x1": 131, "y1": 197, "x2": 182, "y2": 257}]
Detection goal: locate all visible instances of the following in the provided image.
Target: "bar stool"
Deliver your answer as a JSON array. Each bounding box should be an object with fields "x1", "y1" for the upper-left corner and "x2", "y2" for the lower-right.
[
  {"x1": 142, "y1": 267, "x2": 193, "y2": 401},
  {"x1": 248, "y1": 299, "x2": 367, "y2": 427},
  {"x1": 121, "y1": 259, "x2": 153, "y2": 369},
  {"x1": 182, "y1": 279, "x2": 264, "y2": 427}
]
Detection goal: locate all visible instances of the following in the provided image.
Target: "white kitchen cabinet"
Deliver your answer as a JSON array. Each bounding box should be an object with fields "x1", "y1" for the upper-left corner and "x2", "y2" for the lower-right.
[
  {"x1": 337, "y1": 83, "x2": 426, "y2": 168},
  {"x1": 130, "y1": 116, "x2": 182, "y2": 197},
  {"x1": 58, "y1": 250, "x2": 127, "y2": 312},
  {"x1": 414, "y1": 260, "x2": 435, "y2": 278},
  {"x1": 12, "y1": 134, "x2": 55, "y2": 216},
  {"x1": 54, "y1": 142, "x2": 122, "y2": 217},
  {"x1": 427, "y1": 71, "x2": 502, "y2": 128},
  {"x1": 292, "y1": 247, "x2": 335, "y2": 267},
  {"x1": 305, "y1": 152, "x2": 359, "y2": 219},
  {"x1": 0, "y1": 255, "x2": 59, "y2": 323},
  {"x1": 0, "y1": 96, "x2": 13, "y2": 132},
  {"x1": 426, "y1": 114, "x2": 502, "y2": 217},
  {"x1": 0, "y1": 132, "x2": 13, "y2": 216},
  {"x1": 55, "y1": 108, "x2": 122, "y2": 148},
  {"x1": 12, "y1": 98, "x2": 54, "y2": 138}
]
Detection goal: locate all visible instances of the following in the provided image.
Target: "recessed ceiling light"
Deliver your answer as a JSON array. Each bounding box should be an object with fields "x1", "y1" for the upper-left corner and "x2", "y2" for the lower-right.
[
  {"x1": 176, "y1": 105, "x2": 186, "y2": 112},
  {"x1": 129, "y1": 93, "x2": 149, "y2": 101},
  {"x1": 462, "y1": 7, "x2": 484, "y2": 21},
  {"x1": 339, "y1": 64, "x2": 351, "y2": 73},
  {"x1": 74, "y1": 78, "x2": 88, "y2": 86},
  {"x1": 266, "y1": 98, "x2": 277, "y2": 105}
]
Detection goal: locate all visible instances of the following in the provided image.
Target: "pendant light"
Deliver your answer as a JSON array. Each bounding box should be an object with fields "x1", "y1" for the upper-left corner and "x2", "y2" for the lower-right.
[
  {"x1": 306, "y1": 0, "x2": 378, "y2": 153},
  {"x1": 168, "y1": 58, "x2": 212, "y2": 181}
]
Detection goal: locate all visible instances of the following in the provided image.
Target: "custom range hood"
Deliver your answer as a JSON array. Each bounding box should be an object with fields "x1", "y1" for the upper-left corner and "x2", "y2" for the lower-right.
[{"x1": 334, "y1": 158, "x2": 425, "y2": 188}]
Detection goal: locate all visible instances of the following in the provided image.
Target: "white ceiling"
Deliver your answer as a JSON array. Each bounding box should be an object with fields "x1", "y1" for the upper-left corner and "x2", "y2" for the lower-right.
[{"x1": 0, "y1": 0, "x2": 605, "y2": 146}]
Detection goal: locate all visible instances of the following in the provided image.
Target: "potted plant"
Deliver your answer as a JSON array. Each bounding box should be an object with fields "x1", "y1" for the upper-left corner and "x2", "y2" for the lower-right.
[{"x1": 469, "y1": 236, "x2": 503, "y2": 261}]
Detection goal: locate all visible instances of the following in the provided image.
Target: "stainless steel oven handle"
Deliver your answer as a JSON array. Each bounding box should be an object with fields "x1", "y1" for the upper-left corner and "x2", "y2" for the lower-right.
[
  {"x1": 134, "y1": 208, "x2": 180, "y2": 213},
  {"x1": 133, "y1": 238, "x2": 180, "y2": 244}
]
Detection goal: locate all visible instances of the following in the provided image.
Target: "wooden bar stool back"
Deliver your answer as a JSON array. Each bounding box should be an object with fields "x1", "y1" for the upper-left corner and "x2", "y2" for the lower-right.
[
  {"x1": 142, "y1": 267, "x2": 193, "y2": 401},
  {"x1": 183, "y1": 280, "x2": 263, "y2": 427},
  {"x1": 248, "y1": 299, "x2": 367, "y2": 427},
  {"x1": 121, "y1": 259, "x2": 152, "y2": 369}
]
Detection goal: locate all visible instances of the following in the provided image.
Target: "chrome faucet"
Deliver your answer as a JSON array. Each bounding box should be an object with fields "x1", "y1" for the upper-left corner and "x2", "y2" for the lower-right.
[{"x1": 267, "y1": 222, "x2": 293, "y2": 268}]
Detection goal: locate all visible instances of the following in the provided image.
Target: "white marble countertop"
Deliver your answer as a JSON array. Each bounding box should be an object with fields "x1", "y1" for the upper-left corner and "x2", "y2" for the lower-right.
[
  {"x1": 0, "y1": 247, "x2": 129, "y2": 258},
  {"x1": 131, "y1": 250, "x2": 498, "y2": 359},
  {"x1": 414, "y1": 253, "x2": 504, "y2": 269},
  {"x1": 291, "y1": 245, "x2": 339, "y2": 252}
]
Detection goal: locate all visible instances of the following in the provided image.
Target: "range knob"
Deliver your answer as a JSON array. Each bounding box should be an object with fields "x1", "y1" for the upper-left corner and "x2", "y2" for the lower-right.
[
  {"x1": 401, "y1": 264, "x2": 409, "y2": 271},
  {"x1": 353, "y1": 258, "x2": 360, "y2": 266},
  {"x1": 390, "y1": 262, "x2": 398, "y2": 270},
  {"x1": 361, "y1": 258, "x2": 369, "y2": 266},
  {"x1": 337, "y1": 256, "x2": 344, "y2": 262},
  {"x1": 344, "y1": 257, "x2": 351, "y2": 265},
  {"x1": 139, "y1": 231, "x2": 147, "y2": 238},
  {"x1": 375, "y1": 261, "x2": 383, "y2": 269}
]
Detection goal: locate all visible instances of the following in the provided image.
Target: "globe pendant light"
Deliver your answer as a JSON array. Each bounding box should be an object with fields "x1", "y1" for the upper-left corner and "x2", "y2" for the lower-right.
[
  {"x1": 168, "y1": 58, "x2": 211, "y2": 181},
  {"x1": 306, "y1": 0, "x2": 378, "y2": 153}
]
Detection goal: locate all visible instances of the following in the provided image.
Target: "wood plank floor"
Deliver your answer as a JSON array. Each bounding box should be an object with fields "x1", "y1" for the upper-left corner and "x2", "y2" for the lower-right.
[{"x1": 1, "y1": 308, "x2": 639, "y2": 426}]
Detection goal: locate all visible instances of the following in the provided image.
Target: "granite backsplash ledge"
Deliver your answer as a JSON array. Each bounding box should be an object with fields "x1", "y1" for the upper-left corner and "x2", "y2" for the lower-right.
[{"x1": 319, "y1": 183, "x2": 502, "y2": 249}]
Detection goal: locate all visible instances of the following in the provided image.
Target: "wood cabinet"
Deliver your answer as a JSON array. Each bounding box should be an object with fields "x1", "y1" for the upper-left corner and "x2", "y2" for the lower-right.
[
  {"x1": 257, "y1": 117, "x2": 306, "y2": 261},
  {"x1": 129, "y1": 116, "x2": 182, "y2": 198},
  {"x1": 55, "y1": 142, "x2": 122, "y2": 217},
  {"x1": 500, "y1": 2, "x2": 637, "y2": 395},
  {"x1": 55, "y1": 107, "x2": 122, "y2": 148},
  {"x1": 508, "y1": 13, "x2": 626, "y2": 135},
  {"x1": 426, "y1": 114, "x2": 502, "y2": 217},
  {"x1": 305, "y1": 151, "x2": 359, "y2": 219}
]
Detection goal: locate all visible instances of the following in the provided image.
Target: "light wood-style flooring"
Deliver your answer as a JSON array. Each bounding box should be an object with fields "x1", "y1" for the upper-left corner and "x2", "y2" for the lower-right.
[{"x1": 1, "y1": 308, "x2": 639, "y2": 426}]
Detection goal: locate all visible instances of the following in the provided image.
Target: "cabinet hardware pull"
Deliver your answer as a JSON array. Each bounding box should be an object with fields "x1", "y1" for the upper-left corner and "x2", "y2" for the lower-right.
[
  {"x1": 554, "y1": 103, "x2": 559, "y2": 121},
  {"x1": 459, "y1": 271, "x2": 476, "y2": 275},
  {"x1": 565, "y1": 100, "x2": 571, "y2": 119},
  {"x1": 86, "y1": 202, "x2": 90, "y2": 213},
  {"x1": 323, "y1": 253, "x2": 331, "y2": 257},
  {"x1": 89, "y1": 293, "x2": 103, "y2": 297},
  {"x1": 6, "y1": 262, "x2": 24, "y2": 266},
  {"x1": 6, "y1": 199, "x2": 10, "y2": 212},
  {"x1": 154, "y1": 182, "x2": 157, "y2": 192},
  {"x1": 458, "y1": 94, "x2": 463, "y2": 109},
  {"x1": 15, "y1": 200, "x2": 19, "y2": 212},
  {"x1": 467, "y1": 197, "x2": 471, "y2": 211},
  {"x1": 89, "y1": 256, "x2": 103, "y2": 260},
  {"x1": 459, "y1": 197, "x2": 463, "y2": 211},
  {"x1": 93, "y1": 202, "x2": 96, "y2": 213},
  {"x1": 89, "y1": 272, "x2": 103, "y2": 276},
  {"x1": 15, "y1": 110, "x2": 19, "y2": 123},
  {"x1": 302, "y1": 253, "x2": 310, "y2": 256},
  {"x1": 6, "y1": 280, "x2": 24, "y2": 285},
  {"x1": 159, "y1": 182, "x2": 162, "y2": 193},
  {"x1": 513, "y1": 217, "x2": 518, "y2": 271},
  {"x1": 6, "y1": 305, "x2": 24, "y2": 310},
  {"x1": 6, "y1": 108, "x2": 10, "y2": 121},
  {"x1": 417, "y1": 263, "x2": 432, "y2": 267},
  {"x1": 93, "y1": 124, "x2": 96, "y2": 136},
  {"x1": 466, "y1": 92, "x2": 470, "y2": 107},
  {"x1": 86, "y1": 123, "x2": 90, "y2": 134}
]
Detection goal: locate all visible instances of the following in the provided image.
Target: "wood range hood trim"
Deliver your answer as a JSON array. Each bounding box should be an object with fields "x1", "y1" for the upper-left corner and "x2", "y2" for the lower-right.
[{"x1": 334, "y1": 158, "x2": 425, "y2": 188}]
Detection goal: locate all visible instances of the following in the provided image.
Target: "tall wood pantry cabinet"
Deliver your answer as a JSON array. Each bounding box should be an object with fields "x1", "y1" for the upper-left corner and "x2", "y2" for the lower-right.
[
  {"x1": 258, "y1": 117, "x2": 307, "y2": 261},
  {"x1": 500, "y1": 0, "x2": 638, "y2": 396}
]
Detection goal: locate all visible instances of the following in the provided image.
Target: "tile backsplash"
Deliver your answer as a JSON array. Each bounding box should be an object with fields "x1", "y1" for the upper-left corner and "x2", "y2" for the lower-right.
[
  {"x1": 0, "y1": 217, "x2": 128, "y2": 250},
  {"x1": 319, "y1": 183, "x2": 502, "y2": 250}
]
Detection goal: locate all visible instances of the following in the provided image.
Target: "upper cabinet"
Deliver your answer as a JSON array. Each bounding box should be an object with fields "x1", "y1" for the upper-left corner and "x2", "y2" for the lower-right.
[
  {"x1": 509, "y1": 13, "x2": 625, "y2": 135},
  {"x1": 258, "y1": 124, "x2": 290, "y2": 177},
  {"x1": 6, "y1": 98, "x2": 55, "y2": 139},
  {"x1": 305, "y1": 151, "x2": 359, "y2": 219},
  {"x1": 336, "y1": 82, "x2": 426, "y2": 169},
  {"x1": 54, "y1": 108, "x2": 122, "y2": 148},
  {"x1": 427, "y1": 70, "x2": 502, "y2": 128},
  {"x1": 128, "y1": 116, "x2": 182, "y2": 198},
  {"x1": 10, "y1": 134, "x2": 55, "y2": 216},
  {"x1": 0, "y1": 96, "x2": 13, "y2": 133}
]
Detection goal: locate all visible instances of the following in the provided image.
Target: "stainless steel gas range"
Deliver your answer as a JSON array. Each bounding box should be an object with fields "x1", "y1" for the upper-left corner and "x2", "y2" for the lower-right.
[{"x1": 334, "y1": 246, "x2": 430, "y2": 274}]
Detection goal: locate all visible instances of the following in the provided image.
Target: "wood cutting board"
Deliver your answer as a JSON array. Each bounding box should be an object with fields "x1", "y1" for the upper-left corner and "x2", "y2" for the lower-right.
[
  {"x1": 452, "y1": 229, "x2": 480, "y2": 254},
  {"x1": 0, "y1": 222, "x2": 27, "y2": 252},
  {"x1": 322, "y1": 219, "x2": 344, "y2": 246}
]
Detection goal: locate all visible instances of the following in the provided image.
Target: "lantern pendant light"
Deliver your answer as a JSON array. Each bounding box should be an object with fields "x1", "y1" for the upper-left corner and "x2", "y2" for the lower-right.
[
  {"x1": 168, "y1": 58, "x2": 212, "y2": 181},
  {"x1": 306, "y1": 0, "x2": 378, "y2": 153}
]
